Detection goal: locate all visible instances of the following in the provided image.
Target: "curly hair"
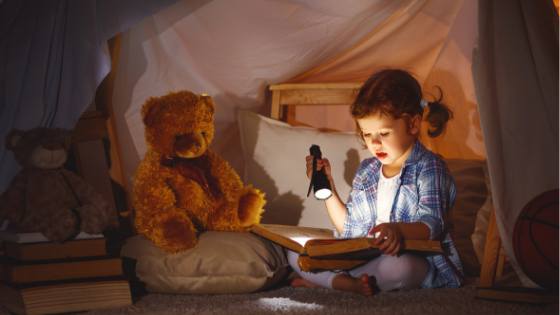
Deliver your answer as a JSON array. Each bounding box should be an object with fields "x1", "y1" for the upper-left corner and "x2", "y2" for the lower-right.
[{"x1": 350, "y1": 69, "x2": 453, "y2": 147}]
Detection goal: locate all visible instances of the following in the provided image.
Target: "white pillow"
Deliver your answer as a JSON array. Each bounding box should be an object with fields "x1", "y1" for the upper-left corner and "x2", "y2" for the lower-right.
[
  {"x1": 120, "y1": 232, "x2": 288, "y2": 294},
  {"x1": 238, "y1": 110, "x2": 372, "y2": 229}
]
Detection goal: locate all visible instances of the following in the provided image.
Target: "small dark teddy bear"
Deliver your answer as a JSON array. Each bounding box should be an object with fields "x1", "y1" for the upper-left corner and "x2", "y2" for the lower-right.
[
  {"x1": 0, "y1": 128, "x2": 114, "y2": 242},
  {"x1": 133, "y1": 90, "x2": 265, "y2": 254}
]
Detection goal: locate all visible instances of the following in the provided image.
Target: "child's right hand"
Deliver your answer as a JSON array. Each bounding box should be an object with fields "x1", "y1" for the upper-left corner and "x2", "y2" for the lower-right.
[{"x1": 305, "y1": 155, "x2": 332, "y2": 180}]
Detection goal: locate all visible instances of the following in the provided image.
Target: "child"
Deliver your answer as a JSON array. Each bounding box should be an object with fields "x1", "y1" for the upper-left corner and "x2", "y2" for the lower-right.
[{"x1": 288, "y1": 69, "x2": 464, "y2": 296}]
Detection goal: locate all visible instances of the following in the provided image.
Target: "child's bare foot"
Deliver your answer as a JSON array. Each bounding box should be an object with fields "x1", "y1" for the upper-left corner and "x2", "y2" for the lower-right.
[
  {"x1": 291, "y1": 278, "x2": 321, "y2": 288},
  {"x1": 332, "y1": 274, "x2": 374, "y2": 296}
]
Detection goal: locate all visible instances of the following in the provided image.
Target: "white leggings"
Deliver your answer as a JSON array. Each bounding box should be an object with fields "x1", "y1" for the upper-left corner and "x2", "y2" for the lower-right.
[{"x1": 288, "y1": 250, "x2": 430, "y2": 291}]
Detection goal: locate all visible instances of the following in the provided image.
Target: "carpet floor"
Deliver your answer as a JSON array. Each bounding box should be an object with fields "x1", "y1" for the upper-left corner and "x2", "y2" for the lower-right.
[{"x1": 1, "y1": 262, "x2": 557, "y2": 315}]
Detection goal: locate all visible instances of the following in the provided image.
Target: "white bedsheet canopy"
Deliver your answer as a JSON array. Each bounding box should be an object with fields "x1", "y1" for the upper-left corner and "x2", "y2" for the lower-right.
[
  {"x1": 0, "y1": 0, "x2": 557, "y2": 289},
  {"x1": 0, "y1": 0, "x2": 179, "y2": 194}
]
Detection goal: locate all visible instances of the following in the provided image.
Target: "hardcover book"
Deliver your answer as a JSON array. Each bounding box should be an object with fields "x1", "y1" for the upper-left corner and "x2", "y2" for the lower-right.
[
  {"x1": 0, "y1": 277, "x2": 132, "y2": 315},
  {"x1": 296, "y1": 255, "x2": 369, "y2": 272},
  {"x1": 0, "y1": 256, "x2": 123, "y2": 284},
  {"x1": 0, "y1": 229, "x2": 103, "y2": 244},
  {"x1": 4, "y1": 238, "x2": 107, "y2": 261},
  {"x1": 251, "y1": 224, "x2": 443, "y2": 271}
]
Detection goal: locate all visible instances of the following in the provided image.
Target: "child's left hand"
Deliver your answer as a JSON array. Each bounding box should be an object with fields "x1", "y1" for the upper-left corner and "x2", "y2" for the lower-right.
[{"x1": 369, "y1": 223, "x2": 403, "y2": 256}]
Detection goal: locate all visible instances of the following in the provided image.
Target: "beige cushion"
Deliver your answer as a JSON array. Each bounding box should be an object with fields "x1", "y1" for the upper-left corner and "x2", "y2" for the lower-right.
[
  {"x1": 238, "y1": 110, "x2": 492, "y2": 277},
  {"x1": 120, "y1": 232, "x2": 288, "y2": 294}
]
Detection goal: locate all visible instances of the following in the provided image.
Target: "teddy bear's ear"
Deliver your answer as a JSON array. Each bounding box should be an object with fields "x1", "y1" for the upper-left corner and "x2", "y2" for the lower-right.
[
  {"x1": 142, "y1": 97, "x2": 166, "y2": 127},
  {"x1": 5, "y1": 129, "x2": 25, "y2": 151},
  {"x1": 201, "y1": 94, "x2": 215, "y2": 113}
]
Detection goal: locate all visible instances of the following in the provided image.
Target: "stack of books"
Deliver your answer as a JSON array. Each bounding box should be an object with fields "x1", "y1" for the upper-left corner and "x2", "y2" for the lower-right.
[{"x1": 0, "y1": 229, "x2": 132, "y2": 315}]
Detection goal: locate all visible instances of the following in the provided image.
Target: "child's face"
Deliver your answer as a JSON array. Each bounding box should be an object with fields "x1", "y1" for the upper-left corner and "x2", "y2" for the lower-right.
[{"x1": 357, "y1": 113, "x2": 418, "y2": 172}]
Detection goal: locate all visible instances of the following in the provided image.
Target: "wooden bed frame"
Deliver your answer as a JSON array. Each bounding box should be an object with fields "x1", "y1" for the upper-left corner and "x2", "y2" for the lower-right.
[{"x1": 269, "y1": 83, "x2": 362, "y2": 120}]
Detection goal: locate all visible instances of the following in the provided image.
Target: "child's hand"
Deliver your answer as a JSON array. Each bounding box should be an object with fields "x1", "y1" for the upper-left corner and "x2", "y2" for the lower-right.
[
  {"x1": 369, "y1": 223, "x2": 403, "y2": 256},
  {"x1": 305, "y1": 156, "x2": 332, "y2": 180}
]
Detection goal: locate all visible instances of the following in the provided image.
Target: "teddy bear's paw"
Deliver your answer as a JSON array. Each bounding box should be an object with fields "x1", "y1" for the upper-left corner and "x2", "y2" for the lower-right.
[
  {"x1": 237, "y1": 191, "x2": 264, "y2": 226},
  {"x1": 160, "y1": 219, "x2": 198, "y2": 253},
  {"x1": 77, "y1": 204, "x2": 112, "y2": 234},
  {"x1": 40, "y1": 211, "x2": 79, "y2": 242}
]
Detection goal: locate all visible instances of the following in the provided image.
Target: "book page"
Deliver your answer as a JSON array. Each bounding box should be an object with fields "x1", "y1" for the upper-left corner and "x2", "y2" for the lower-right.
[
  {"x1": 251, "y1": 224, "x2": 337, "y2": 252},
  {"x1": 256, "y1": 224, "x2": 335, "y2": 245}
]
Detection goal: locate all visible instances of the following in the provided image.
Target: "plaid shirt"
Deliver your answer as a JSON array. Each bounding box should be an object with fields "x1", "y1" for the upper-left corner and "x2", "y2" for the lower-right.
[{"x1": 334, "y1": 140, "x2": 464, "y2": 288}]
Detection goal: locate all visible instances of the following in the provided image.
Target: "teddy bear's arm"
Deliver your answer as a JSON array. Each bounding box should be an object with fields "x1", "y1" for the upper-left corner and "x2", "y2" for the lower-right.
[
  {"x1": 133, "y1": 161, "x2": 182, "y2": 232},
  {"x1": 133, "y1": 162, "x2": 178, "y2": 215},
  {"x1": 204, "y1": 151, "x2": 265, "y2": 230},
  {"x1": 0, "y1": 173, "x2": 26, "y2": 221},
  {"x1": 133, "y1": 162, "x2": 201, "y2": 253},
  {"x1": 135, "y1": 163, "x2": 209, "y2": 220},
  {"x1": 207, "y1": 151, "x2": 245, "y2": 195},
  {"x1": 60, "y1": 169, "x2": 114, "y2": 234}
]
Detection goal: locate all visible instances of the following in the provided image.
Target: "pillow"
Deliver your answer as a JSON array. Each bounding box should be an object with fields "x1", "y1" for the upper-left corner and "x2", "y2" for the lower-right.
[
  {"x1": 444, "y1": 159, "x2": 491, "y2": 277},
  {"x1": 120, "y1": 232, "x2": 288, "y2": 294},
  {"x1": 238, "y1": 110, "x2": 372, "y2": 229}
]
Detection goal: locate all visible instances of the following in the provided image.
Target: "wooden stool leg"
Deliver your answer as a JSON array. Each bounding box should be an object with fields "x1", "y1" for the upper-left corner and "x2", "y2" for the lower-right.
[
  {"x1": 476, "y1": 206, "x2": 558, "y2": 303},
  {"x1": 496, "y1": 245, "x2": 506, "y2": 277},
  {"x1": 479, "y1": 205, "x2": 502, "y2": 287}
]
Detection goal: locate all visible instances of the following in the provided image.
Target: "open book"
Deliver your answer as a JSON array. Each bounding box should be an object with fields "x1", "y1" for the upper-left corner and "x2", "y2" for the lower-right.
[{"x1": 251, "y1": 224, "x2": 442, "y2": 271}]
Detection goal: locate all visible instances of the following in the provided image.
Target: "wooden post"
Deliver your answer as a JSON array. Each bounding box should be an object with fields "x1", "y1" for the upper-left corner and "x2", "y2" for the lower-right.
[
  {"x1": 478, "y1": 206, "x2": 502, "y2": 287},
  {"x1": 98, "y1": 34, "x2": 136, "y2": 235},
  {"x1": 271, "y1": 90, "x2": 281, "y2": 120}
]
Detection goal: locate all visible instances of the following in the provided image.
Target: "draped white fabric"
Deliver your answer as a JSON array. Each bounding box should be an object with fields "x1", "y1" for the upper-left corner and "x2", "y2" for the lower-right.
[
  {"x1": 113, "y1": 0, "x2": 482, "y2": 187},
  {"x1": 285, "y1": 0, "x2": 484, "y2": 162},
  {"x1": 113, "y1": 0, "x2": 558, "y2": 288},
  {"x1": 0, "y1": 0, "x2": 179, "y2": 231},
  {"x1": 472, "y1": 0, "x2": 559, "y2": 288}
]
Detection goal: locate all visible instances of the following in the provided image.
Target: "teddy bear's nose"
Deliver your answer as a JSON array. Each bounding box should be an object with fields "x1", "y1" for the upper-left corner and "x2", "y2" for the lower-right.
[
  {"x1": 42, "y1": 141, "x2": 64, "y2": 151},
  {"x1": 196, "y1": 143, "x2": 201, "y2": 150}
]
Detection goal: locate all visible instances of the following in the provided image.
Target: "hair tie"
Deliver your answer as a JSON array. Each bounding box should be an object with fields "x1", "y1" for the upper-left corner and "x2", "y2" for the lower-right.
[{"x1": 420, "y1": 99, "x2": 429, "y2": 108}]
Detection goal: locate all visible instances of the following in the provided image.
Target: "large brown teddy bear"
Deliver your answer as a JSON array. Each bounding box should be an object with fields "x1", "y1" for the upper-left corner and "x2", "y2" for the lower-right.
[
  {"x1": 0, "y1": 128, "x2": 114, "y2": 242},
  {"x1": 133, "y1": 91, "x2": 265, "y2": 254}
]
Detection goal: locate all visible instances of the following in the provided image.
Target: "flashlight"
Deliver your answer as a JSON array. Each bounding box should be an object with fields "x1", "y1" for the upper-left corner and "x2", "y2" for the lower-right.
[{"x1": 307, "y1": 145, "x2": 333, "y2": 200}]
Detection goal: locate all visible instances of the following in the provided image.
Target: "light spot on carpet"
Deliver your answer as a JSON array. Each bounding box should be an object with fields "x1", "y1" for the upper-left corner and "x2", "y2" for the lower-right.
[{"x1": 256, "y1": 297, "x2": 324, "y2": 311}]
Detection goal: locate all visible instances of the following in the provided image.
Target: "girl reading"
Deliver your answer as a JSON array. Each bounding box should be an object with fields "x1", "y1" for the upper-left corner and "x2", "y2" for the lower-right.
[{"x1": 288, "y1": 69, "x2": 464, "y2": 296}]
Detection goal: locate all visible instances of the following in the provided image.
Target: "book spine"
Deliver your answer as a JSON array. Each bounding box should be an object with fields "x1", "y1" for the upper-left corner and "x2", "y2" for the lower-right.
[
  {"x1": 0, "y1": 265, "x2": 15, "y2": 283},
  {"x1": 6, "y1": 258, "x2": 123, "y2": 284},
  {"x1": 297, "y1": 256, "x2": 368, "y2": 272},
  {"x1": 2, "y1": 280, "x2": 133, "y2": 315},
  {"x1": 5, "y1": 239, "x2": 107, "y2": 261},
  {"x1": 0, "y1": 231, "x2": 103, "y2": 244},
  {"x1": 0, "y1": 282, "x2": 26, "y2": 315}
]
